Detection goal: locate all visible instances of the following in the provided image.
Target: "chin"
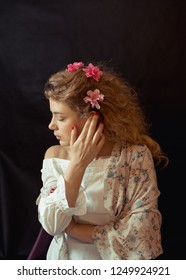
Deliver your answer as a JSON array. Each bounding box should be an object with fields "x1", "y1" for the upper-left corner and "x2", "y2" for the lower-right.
[{"x1": 59, "y1": 140, "x2": 69, "y2": 146}]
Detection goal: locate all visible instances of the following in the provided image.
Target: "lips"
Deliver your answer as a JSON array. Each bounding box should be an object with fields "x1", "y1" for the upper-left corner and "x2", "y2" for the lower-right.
[{"x1": 54, "y1": 134, "x2": 61, "y2": 140}]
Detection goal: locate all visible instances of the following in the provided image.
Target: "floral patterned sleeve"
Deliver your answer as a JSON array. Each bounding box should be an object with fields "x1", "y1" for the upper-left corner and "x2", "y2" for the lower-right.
[{"x1": 92, "y1": 145, "x2": 163, "y2": 260}]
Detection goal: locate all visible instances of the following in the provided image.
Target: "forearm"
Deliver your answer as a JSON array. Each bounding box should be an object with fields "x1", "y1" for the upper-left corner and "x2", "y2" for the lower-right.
[
  {"x1": 64, "y1": 161, "x2": 86, "y2": 207},
  {"x1": 65, "y1": 220, "x2": 95, "y2": 243}
]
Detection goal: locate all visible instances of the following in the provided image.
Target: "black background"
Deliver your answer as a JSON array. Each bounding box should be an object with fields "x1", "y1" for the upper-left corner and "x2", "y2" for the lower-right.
[{"x1": 0, "y1": 0, "x2": 185, "y2": 260}]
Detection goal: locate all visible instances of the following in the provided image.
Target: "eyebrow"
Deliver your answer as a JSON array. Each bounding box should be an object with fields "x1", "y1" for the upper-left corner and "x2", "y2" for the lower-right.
[{"x1": 52, "y1": 112, "x2": 65, "y2": 115}]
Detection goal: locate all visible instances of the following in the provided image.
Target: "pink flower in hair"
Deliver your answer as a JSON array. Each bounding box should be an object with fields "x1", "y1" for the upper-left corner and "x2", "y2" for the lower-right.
[
  {"x1": 84, "y1": 89, "x2": 104, "y2": 109},
  {"x1": 66, "y1": 62, "x2": 84, "y2": 72},
  {"x1": 83, "y1": 63, "x2": 103, "y2": 81}
]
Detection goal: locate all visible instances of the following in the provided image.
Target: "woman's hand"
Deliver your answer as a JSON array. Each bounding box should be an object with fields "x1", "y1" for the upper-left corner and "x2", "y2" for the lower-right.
[
  {"x1": 65, "y1": 217, "x2": 77, "y2": 235},
  {"x1": 69, "y1": 113, "x2": 105, "y2": 168}
]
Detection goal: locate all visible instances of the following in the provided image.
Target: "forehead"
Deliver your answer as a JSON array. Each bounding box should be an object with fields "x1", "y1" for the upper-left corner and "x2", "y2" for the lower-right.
[{"x1": 49, "y1": 98, "x2": 74, "y2": 115}]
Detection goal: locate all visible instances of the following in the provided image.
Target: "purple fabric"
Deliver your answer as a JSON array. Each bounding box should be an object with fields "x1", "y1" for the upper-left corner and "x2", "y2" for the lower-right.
[{"x1": 27, "y1": 227, "x2": 52, "y2": 260}]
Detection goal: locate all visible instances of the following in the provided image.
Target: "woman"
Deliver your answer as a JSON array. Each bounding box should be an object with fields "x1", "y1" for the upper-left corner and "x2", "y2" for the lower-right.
[{"x1": 36, "y1": 62, "x2": 168, "y2": 259}]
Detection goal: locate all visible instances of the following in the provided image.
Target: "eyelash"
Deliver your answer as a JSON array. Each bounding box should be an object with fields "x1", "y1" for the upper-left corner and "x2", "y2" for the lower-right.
[{"x1": 58, "y1": 118, "x2": 65, "y2": 122}]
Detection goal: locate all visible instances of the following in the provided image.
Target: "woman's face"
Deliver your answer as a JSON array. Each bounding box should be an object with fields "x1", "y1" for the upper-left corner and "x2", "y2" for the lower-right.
[{"x1": 48, "y1": 98, "x2": 87, "y2": 146}]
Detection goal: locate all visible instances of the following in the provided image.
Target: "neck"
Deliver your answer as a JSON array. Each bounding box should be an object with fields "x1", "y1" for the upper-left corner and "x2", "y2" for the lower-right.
[{"x1": 95, "y1": 141, "x2": 115, "y2": 160}]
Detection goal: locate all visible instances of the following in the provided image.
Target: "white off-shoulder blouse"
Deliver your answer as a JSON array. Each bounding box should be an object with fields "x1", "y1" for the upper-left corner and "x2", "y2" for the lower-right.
[{"x1": 36, "y1": 143, "x2": 163, "y2": 260}]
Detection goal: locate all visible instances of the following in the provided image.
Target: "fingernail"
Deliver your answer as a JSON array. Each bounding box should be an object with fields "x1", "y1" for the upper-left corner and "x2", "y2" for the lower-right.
[
  {"x1": 92, "y1": 111, "x2": 99, "y2": 116},
  {"x1": 90, "y1": 111, "x2": 96, "y2": 115}
]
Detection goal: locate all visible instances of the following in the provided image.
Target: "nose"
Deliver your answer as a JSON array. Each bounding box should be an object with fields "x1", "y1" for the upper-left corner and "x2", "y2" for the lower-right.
[{"x1": 48, "y1": 117, "x2": 57, "y2": 131}]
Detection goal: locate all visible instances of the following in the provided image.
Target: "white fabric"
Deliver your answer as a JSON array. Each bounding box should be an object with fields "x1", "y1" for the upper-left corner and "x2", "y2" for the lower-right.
[
  {"x1": 36, "y1": 144, "x2": 163, "y2": 260},
  {"x1": 36, "y1": 157, "x2": 113, "y2": 259}
]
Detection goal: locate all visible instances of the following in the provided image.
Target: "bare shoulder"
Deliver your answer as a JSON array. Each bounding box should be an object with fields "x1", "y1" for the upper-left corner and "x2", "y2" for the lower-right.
[
  {"x1": 44, "y1": 145, "x2": 69, "y2": 159},
  {"x1": 44, "y1": 145, "x2": 61, "y2": 159}
]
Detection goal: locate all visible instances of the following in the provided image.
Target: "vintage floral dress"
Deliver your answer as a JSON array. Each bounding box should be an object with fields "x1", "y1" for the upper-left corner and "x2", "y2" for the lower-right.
[{"x1": 36, "y1": 143, "x2": 163, "y2": 259}]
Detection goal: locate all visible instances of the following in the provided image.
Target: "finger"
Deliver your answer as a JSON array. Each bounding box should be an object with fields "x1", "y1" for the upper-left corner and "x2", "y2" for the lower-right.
[
  {"x1": 86, "y1": 113, "x2": 99, "y2": 139},
  {"x1": 92, "y1": 122, "x2": 104, "y2": 144},
  {"x1": 70, "y1": 125, "x2": 77, "y2": 146},
  {"x1": 78, "y1": 114, "x2": 94, "y2": 139},
  {"x1": 95, "y1": 133, "x2": 105, "y2": 153}
]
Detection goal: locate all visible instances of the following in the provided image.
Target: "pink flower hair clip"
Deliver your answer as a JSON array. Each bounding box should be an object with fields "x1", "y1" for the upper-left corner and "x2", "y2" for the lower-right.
[
  {"x1": 66, "y1": 61, "x2": 103, "y2": 82},
  {"x1": 84, "y1": 89, "x2": 104, "y2": 109},
  {"x1": 66, "y1": 62, "x2": 84, "y2": 72},
  {"x1": 83, "y1": 63, "x2": 103, "y2": 81}
]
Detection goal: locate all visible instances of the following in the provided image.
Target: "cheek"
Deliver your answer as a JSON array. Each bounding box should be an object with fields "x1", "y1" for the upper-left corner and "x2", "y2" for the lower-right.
[{"x1": 58, "y1": 122, "x2": 72, "y2": 134}]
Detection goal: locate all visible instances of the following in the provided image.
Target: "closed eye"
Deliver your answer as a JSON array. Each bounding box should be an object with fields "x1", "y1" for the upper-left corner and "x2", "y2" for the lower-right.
[{"x1": 52, "y1": 112, "x2": 66, "y2": 122}]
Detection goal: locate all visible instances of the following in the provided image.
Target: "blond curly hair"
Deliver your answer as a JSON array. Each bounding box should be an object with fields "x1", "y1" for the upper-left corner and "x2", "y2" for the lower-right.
[{"x1": 44, "y1": 63, "x2": 168, "y2": 167}]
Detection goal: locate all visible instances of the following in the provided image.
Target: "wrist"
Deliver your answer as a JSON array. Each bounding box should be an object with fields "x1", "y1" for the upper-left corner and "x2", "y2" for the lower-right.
[
  {"x1": 64, "y1": 160, "x2": 86, "y2": 208},
  {"x1": 68, "y1": 160, "x2": 87, "y2": 173},
  {"x1": 66, "y1": 223, "x2": 95, "y2": 244},
  {"x1": 65, "y1": 220, "x2": 76, "y2": 235}
]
